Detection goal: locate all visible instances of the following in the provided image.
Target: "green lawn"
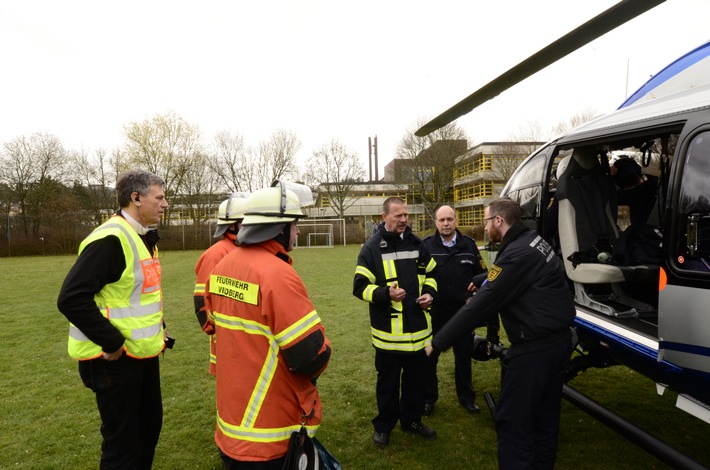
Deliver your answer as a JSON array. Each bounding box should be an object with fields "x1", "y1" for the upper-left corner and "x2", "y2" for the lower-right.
[{"x1": 1, "y1": 246, "x2": 709, "y2": 469}]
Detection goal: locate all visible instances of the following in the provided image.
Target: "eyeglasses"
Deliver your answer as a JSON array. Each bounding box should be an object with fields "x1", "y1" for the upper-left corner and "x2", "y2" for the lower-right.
[{"x1": 483, "y1": 215, "x2": 498, "y2": 223}]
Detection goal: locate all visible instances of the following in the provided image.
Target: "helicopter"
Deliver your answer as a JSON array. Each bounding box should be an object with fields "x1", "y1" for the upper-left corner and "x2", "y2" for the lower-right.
[{"x1": 417, "y1": 0, "x2": 710, "y2": 468}]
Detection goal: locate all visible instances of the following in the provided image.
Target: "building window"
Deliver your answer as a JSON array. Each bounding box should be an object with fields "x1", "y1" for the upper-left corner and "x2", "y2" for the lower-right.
[{"x1": 454, "y1": 182, "x2": 494, "y2": 201}]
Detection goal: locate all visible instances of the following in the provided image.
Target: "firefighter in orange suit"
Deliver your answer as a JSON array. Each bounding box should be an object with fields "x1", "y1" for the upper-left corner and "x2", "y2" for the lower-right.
[
  {"x1": 205, "y1": 181, "x2": 332, "y2": 468},
  {"x1": 193, "y1": 193, "x2": 248, "y2": 375}
]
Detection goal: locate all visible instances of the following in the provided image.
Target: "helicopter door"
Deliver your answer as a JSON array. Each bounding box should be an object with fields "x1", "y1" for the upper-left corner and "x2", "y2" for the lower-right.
[{"x1": 660, "y1": 129, "x2": 710, "y2": 374}]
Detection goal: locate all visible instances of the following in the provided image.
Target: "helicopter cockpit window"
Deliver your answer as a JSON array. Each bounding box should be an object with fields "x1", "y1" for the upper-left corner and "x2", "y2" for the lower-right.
[
  {"x1": 678, "y1": 131, "x2": 710, "y2": 272},
  {"x1": 505, "y1": 152, "x2": 546, "y2": 220}
]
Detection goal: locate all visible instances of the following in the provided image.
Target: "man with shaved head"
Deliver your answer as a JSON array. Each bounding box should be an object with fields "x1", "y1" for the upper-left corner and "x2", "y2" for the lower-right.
[{"x1": 422, "y1": 205, "x2": 497, "y2": 417}]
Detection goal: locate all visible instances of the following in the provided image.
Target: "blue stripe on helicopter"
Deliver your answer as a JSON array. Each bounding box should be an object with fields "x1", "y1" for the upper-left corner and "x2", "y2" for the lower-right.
[
  {"x1": 659, "y1": 340, "x2": 710, "y2": 357},
  {"x1": 619, "y1": 40, "x2": 710, "y2": 109}
]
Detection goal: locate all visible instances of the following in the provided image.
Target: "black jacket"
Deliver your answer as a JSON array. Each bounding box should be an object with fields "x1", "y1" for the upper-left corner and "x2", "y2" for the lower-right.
[
  {"x1": 353, "y1": 222, "x2": 437, "y2": 353},
  {"x1": 422, "y1": 229, "x2": 487, "y2": 315},
  {"x1": 432, "y1": 222, "x2": 574, "y2": 358}
]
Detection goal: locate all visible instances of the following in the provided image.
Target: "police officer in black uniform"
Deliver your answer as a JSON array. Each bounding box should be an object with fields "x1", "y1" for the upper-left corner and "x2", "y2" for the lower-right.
[
  {"x1": 426, "y1": 198, "x2": 575, "y2": 470},
  {"x1": 422, "y1": 205, "x2": 498, "y2": 416}
]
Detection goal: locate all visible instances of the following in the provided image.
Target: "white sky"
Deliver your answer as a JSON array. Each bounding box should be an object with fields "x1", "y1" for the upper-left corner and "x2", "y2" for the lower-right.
[{"x1": 1, "y1": 0, "x2": 709, "y2": 178}]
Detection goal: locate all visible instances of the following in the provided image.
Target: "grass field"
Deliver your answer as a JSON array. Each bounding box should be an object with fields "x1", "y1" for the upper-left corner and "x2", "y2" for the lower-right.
[{"x1": 1, "y1": 246, "x2": 709, "y2": 469}]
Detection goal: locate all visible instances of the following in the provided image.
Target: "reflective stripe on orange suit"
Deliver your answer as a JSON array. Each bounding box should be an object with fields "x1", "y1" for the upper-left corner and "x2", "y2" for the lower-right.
[
  {"x1": 206, "y1": 239, "x2": 329, "y2": 462},
  {"x1": 194, "y1": 232, "x2": 238, "y2": 375}
]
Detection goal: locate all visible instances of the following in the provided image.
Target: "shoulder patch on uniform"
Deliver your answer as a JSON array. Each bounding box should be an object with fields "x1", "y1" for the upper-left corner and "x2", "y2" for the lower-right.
[
  {"x1": 479, "y1": 259, "x2": 487, "y2": 271},
  {"x1": 487, "y1": 264, "x2": 502, "y2": 282}
]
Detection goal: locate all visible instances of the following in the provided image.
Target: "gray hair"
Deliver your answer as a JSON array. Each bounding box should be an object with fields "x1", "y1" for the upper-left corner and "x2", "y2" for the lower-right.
[{"x1": 115, "y1": 169, "x2": 165, "y2": 208}]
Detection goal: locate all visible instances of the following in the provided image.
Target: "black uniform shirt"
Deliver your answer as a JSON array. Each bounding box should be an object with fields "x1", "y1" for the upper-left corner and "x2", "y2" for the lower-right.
[{"x1": 432, "y1": 222, "x2": 574, "y2": 358}]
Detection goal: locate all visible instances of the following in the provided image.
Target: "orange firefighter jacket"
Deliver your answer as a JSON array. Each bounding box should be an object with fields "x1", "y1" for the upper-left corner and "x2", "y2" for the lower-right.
[
  {"x1": 194, "y1": 232, "x2": 238, "y2": 375},
  {"x1": 205, "y1": 240, "x2": 331, "y2": 462}
]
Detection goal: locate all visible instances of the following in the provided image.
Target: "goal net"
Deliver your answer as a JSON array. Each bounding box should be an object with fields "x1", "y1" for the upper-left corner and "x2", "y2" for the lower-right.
[{"x1": 294, "y1": 218, "x2": 345, "y2": 248}]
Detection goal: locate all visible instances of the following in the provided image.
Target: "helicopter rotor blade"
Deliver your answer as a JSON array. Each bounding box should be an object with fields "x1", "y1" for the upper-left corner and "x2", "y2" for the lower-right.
[{"x1": 415, "y1": 0, "x2": 666, "y2": 137}]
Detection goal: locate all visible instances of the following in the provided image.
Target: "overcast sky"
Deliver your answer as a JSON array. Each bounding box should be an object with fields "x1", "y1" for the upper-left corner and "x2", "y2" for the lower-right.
[{"x1": 1, "y1": 0, "x2": 709, "y2": 178}]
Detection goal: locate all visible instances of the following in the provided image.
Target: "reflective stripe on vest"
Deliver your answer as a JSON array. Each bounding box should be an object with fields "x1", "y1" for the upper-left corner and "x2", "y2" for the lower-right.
[
  {"x1": 67, "y1": 216, "x2": 163, "y2": 360},
  {"x1": 368, "y1": 249, "x2": 433, "y2": 352}
]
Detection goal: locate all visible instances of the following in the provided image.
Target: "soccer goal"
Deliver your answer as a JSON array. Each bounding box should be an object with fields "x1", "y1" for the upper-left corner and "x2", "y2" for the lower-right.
[{"x1": 295, "y1": 218, "x2": 345, "y2": 248}]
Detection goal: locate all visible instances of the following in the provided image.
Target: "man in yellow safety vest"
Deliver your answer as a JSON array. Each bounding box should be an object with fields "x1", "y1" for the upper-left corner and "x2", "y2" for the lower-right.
[{"x1": 58, "y1": 168, "x2": 169, "y2": 469}]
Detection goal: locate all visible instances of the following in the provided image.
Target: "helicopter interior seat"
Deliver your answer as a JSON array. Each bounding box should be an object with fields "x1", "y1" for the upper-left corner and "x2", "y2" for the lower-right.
[{"x1": 556, "y1": 148, "x2": 658, "y2": 317}]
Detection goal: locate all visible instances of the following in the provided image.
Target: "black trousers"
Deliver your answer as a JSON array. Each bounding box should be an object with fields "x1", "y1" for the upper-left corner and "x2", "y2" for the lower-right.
[
  {"x1": 219, "y1": 449, "x2": 285, "y2": 469},
  {"x1": 425, "y1": 328, "x2": 476, "y2": 405},
  {"x1": 79, "y1": 355, "x2": 162, "y2": 470},
  {"x1": 495, "y1": 340, "x2": 572, "y2": 470},
  {"x1": 372, "y1": 349, "x2": 427, "y2": 433}
]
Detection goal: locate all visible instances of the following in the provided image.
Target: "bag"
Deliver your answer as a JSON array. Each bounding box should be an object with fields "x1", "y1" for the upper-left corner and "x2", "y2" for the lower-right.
[
  {"x1": 282, "y1": 426, "x2": 322, "y2": 470},
  {"x1": 611, "y1": 224, "x2": 663, "y2": 265},
  {"x1": 313, "y1": 437, "x2": 343, "y2": 470}
]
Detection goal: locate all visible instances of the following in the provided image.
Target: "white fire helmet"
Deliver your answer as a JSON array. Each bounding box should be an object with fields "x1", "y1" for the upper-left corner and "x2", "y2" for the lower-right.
[
  {"x1": 213, "y1": 192, "x2": 249, "y2": 238},
  {"x1": 238, "y1": 180, "x2": 313, "y2": 245}
]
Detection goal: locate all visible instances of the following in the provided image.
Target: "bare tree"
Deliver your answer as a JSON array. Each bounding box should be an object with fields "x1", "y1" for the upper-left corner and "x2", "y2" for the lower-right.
[
  {"x1": 182, "y1": 149, "x2": 217, "y2": 229},
  {"x1": 513, "y1": 120, "x2": 545, "y2": 143},
  {"x1": 396, "y1": 117, "x2": 469, "y2": 216},
  {"x1": 305, "y1": 139, "x2": 366, "y2": 218},
  {"x1": 550, "y1": 107, "x2": 598, "y2": 137},
  {"x1": 257, "y1": 129, "x2": 300, "y2": 187},
  {"x1": 70, "y1": 147, "x2": 116, "y2": 222},
  {"x1": 0, "y1": 132, "x2": 68, "y2": 236},
  {"x1": 489, "y1": 142, "x2": 539, "y2": 182},
  {"x1": 210, "y1": 130, "x2": 255, "y2": 193},
  {"x1": 0, "y1": 135, "x2": 34, "y2": 236},
  {"x1": 123, "y1": 111, "x2": 204, "y2": 224}
]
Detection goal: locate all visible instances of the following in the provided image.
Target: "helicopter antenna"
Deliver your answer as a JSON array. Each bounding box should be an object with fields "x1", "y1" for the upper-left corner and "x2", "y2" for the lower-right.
[{"x1": 416, "y1": 0, "x2": 666, "y2": 137}]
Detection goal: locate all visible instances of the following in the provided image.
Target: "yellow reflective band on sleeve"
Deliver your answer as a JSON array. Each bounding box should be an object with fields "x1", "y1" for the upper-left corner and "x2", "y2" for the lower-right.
[
  {"x1": 424, "y1": 278, "x2": 438, "y2": 291},
  {"x1": 209, "y1": 274, "x2": 259, "y2": 305},
  {"x1": 355, "y1": 265, "x2": 376, "y2": 283},
  {"x1": 363, "y1": 285, "x2": 377, "y2": 303},
  {"x1": 425, "y1": 257, "x2": 436, "y2": 273},
  {"x1": 194, "y1": 283, "x2": 206, "y2": 295},
  {"x1": 274, "y1": 310, "x2": 321, "y2": 348}
]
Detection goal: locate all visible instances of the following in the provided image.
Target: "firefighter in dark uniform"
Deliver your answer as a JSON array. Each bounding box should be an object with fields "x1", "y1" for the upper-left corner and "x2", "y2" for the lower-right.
[
  {"x1": 354, "y1": 196, "x2": 438, "y2": 449},
  {"x1": 422, "y1": 205, "x2": 498, "y2": 416},
  {"x1": 426, "y1": 198, "x2": 575, "y2": 470}
]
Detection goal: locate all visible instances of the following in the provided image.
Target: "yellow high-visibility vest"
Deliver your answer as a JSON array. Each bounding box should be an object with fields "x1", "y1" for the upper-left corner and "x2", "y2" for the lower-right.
[{"x1": 68, "y1": 216, "x2": 164, "y2": 360}]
